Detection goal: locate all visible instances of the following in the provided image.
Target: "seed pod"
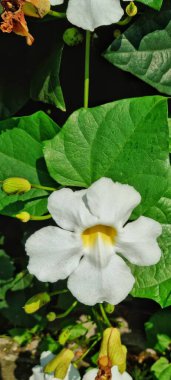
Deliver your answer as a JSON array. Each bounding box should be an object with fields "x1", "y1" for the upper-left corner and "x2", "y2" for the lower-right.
[
  {"x1": 16, "y1": 212, "x2": 31, "y2": 223},
  {"x1": 126, "y1": 2, "x2": 137, "y2": 17},
  {"x1": 63, "y1": 27, "x2": 83, "y2": 47},
  {"x1": 24, "y1": 292, "x2": 51, "y2": 314}
]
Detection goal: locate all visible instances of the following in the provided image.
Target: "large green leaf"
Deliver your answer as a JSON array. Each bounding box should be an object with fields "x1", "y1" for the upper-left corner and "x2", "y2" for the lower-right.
[
  {"x1": 130, "y1": 224, "x2": 171, "y2": 307},
  {"x1": 44, "y1": 96, "x2": 169, "y2": 217},
  {"x1": 30, "y1": 41, "x2": 66, "y2": 111},
  {"x1": 0, "y1": 111, "x2": 59, "y2": 216},
  {"x1": 135, "y1": 0, "x2": 163, "y2": 10},
  {"x1": 103, "y1": 10, "x2": 171, "y2": 95}
]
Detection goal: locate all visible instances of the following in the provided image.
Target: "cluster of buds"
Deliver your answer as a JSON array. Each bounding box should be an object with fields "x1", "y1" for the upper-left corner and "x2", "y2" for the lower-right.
[{"x1": 0, "y1": 0, "x2": 50, "y2": 45}]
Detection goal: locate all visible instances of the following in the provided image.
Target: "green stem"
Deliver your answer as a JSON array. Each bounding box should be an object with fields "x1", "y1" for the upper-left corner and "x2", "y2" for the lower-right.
[
  {"x1": 31, "y1": 184, "x2": 57, "y2": 191},
  {"x1": 50, "y1": 289, "x2": 68, "y2": 297},
  {"x1": 48, "y1": 10, "x2": 66, "y2": 18},
  {"x1": 54, "y1": 301, "x2": 78, "y2": 319},
  {"x1": 99, "y1": 304, "x2": 111, "y2": 327},
  {"x1": 84, "y1": 31, "x2": 91, "y2": 108},
  {"x1": 117, "y1": 16, "x2": 132, "y2": 26},
  {"x1": 74, "y1": 335, "x2": 101, "y2": 366},
  {"x1": 30, "y1": 214, "x2": 52, "y2": 221}
]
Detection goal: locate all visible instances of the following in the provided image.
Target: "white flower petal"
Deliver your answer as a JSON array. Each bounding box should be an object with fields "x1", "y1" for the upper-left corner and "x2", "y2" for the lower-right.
[
  {"x1": 111, "y1": 366, "x2": 133, "y2": 380},
  {"x1": 26, "y1": 226, "x2": 82, "y2": 282},
  {"x1": 68, "y1": 253, "x2": 135, "y2": 305},
  {"x1": 86, "y1": 178, "x2": 141, "y2": 227},
  {"x1": 40, "y1": 351, "x2": 55, "y2": 367},
  {"x1": 48, "y1": 189, "x2": 97, "y2": 232},
  {"x1": 66, "y1": 0, "x2": 124, "y2": 31},
  {"x1": 82, "y1": 369, "x2": 98, "y2": 380},
  {"x1": 50, "y1": 0, "x2": 64, "y2": 5},
  {"x1": 66, "y1": 364, "x2": 81, "y2": 380},
  {"x1": 117, "y1": 216, "x2": 162, "y2": 266}
]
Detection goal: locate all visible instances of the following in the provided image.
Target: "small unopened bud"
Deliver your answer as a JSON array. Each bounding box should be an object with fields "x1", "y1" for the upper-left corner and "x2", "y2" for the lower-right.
[
  {"x1": 16, "y1": 212, "x2": 31, "y2": 223},
  {"x1": 126, "y1": 2, "x2": 137, "y2": 17},
  {"x1": 44, "y1": 349, "x2": 74, "y2": 379},
  {"x1": 63, "y1": 27, "x2": 83, "y2": 47},
  {"x1": 99, "y1": 328, "x2": 127, "y2": 374},
  {"x1": 24, "y1": 292, "x2": 51, "y2": 314},
  {"x1": 2, "y1": 177, "x2": 31, "y2": 195},
  {"x1": 23, "y1": 0, "x2": 50, "y2": 18},
  {"x1": 105, "y1": 304, "x2": 115, "y2": 314},
  {"x1": 47, "y1": 312, "x2": 56, "y2": 322},
  {"x1": 113, "y1": 29, "x2": 121, "y2": 39}
]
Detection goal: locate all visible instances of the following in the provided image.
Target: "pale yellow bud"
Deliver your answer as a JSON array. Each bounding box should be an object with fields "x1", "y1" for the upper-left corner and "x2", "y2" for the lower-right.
[
  {"x1": 16, "y1": 212, "x2": 31, "y2": 223},
  {"x1": 23, "y1": 0, "x2": 50, "y2": 18},
  {"x1": 99, "y1": 328, "x2": 127, "y2": 374},
  {"x1": 126, "y1": 2, "x2": 137, "y2": 17},
  {"x1": 24, "y1": 292, "x2": 51, "y2": 313},
  {"x1": 44, "y1": 349, "x2": 74, "y2": 379},
  {"x1": 2, "y1": 177, "x2": 31, "y2": 195}
]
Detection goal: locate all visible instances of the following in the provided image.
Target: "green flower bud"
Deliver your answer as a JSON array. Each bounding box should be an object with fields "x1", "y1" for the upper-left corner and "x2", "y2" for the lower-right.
[
  {"x1": 44, "y1": 348, "x2": 74, "y2": 379},
  {"x1": 105, "y1": 303, "x2": 115, "y2": 314},
  {"x1": 126, "y1": 2, "x2": 137, "y2": 17},
  {"x1": 63, "y1": 27, "x2": 83, "y2": 47},
  {"x1": 47, "y1": 312, "x2": 56, "y2": 322},
  {"x1": 24, "y1": 292, "x2": 51, "y2": 314},
  {"x1": 99, "y1": 328, "x2": 127, "y2": 374},
  {"x1": 16, "y1": 212, "x2": 31, "y2": 223},
  {"x1": 2, "y1": 177, "x2": 31, "y2": 195},
  {"x1": 113, "y1": 29, "x2": 121, "y2": 39}
]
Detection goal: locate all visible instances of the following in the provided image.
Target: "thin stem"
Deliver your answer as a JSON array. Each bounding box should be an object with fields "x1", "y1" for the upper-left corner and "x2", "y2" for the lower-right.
[
  {"x1": 31, "y1": 184, "x2": 57, "y2": 191},
  {"x1": 74, "y1": 335, "x2": 101, "y2": 366},
  {"x1": 30, "y1": 214, "x2": 52, "y2": 221},
  {"x1": 54, "y1": 301, "x2": 78, "y2": 319},
  {"x1": 48, "y1": 10, "x2": 66, "y2": 18},
  {"x1": 84, "y1": 31, "x2": 91, "y2": 108},
  {"x1": 117, "y1": 16, "x2": 132, "y2": 26},
  {"x1": 99, "y1": 304, "x2": 111, "y2": 327},
  {"x1": 50, "y1": 289, "x2": 68, "y2": 297}
]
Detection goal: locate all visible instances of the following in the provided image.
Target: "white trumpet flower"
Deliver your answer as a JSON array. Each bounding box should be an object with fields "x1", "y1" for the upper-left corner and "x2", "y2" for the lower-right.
[
  {"x1": 26, "y1": 178, "x2": 162, "y2": 306},
  {"x1": 82, "y1": 366, "x2": 132, "y2": 380},
  {"x1": 50, "y1": 0, "x2": 127, "y2": 31}
]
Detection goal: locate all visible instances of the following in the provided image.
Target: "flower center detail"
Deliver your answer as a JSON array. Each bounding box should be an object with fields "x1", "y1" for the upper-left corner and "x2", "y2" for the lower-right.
[{"x1": 82, "y1": 225, "x2": 117, "y2": 248}]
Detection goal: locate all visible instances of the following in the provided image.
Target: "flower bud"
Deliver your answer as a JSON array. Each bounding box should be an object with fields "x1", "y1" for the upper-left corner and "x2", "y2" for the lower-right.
[
  {"x1": 105, "y1": 304, "x2": 115, "y2": 314},
  {"x1": 126, "y1": 2, "x2": 137, "y2": 17},
  {"x1": 44, "y1": 348, "x2": 74, "y2": 379},
  {"x1": 47, "y1": 311, "x2": 56, "y2": 322},
  {"x1": 113, "y1": 29, "x2": 121, "y2": 39},
  {"x1": 63, "y1": 27, "x2": 83, "y2": 47},
  {"x1": 16, "y1": 212, "x2": 31, "y2": 223},
  {"x1": 99, "y1": 328, "x2": 127, "y2": 374},
  {"x1": 2, "y1": 177, "x2": 31, "y2": 195},
  {"x1": 23, "y1": 0, "x2": 50, "y2": 18},
  {"x1": 24, "y1": 292, "x2": 51, "y2": 314}
]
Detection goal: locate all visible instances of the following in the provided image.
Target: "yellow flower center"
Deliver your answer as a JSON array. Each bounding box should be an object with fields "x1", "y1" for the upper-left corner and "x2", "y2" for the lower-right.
[{"x1": 82, "y1": 225, "x2": 117, "y2": 247}]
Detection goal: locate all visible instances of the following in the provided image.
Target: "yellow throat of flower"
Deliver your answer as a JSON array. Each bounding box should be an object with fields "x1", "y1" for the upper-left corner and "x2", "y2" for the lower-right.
[{"x1": 82, "y1": 225, "x2": 117, "y2": 247}]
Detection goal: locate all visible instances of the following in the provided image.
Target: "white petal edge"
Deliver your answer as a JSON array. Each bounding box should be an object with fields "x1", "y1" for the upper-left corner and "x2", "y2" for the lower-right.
[
  {"x1": 82, "y1": 369, "x2": 98, "y2": 380},
  {"x1": 66, "y1": 364, "x2": 81, "y2": 380},
  {"x1": 86, "y1": 178, "x2": 141, "y2": 227},
  {"x1": 66, "y1": 0, "x2": 124, "y2": 31},
  {"x1": 50, "y1": 0, "x2": 64, "y2": 5},
  {"x1": 26, "y1": 226, "x2": 82, "y2": 282},
  {"x1": 117, "y1": 216, "x2": 162, "y2": 266},
  {"x1": 68, "y1": 253, "x2": 135, "y2": 305},
  {"x1": 111, "y1": 366, "x2": 133, "y2": 380},
  {"x1": 48, "y1": 188, "x2": 98, "y2": 232}
]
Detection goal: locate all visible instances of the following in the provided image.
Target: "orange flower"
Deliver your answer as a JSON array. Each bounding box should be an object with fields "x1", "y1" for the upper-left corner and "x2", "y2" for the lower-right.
[{"x1": 0, "y1": 0, "x2": 50, "y2": 45}]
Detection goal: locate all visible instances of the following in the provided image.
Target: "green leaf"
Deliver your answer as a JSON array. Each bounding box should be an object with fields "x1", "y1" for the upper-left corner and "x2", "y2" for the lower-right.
[
  {"x1": 0, "y1": 111, "x2": 59, "y2": 216},
  {"x1": 131, "y1": 225, "x2": 171, "y2": 307},
  {"x1": 168, "y1": 119, "x2": 171, "y2": 153},
  {"x1": 58, "y1": 324, "x2": 87, "y2": 345},
  {"x1": 30, "y1": 41, "x2": 66, "y2": 111},
  {"x1": 44, "y1": 96, "x2": 169, "y2": 217},
  {"x1": 155, "y1": 334, "x2": 171, "y2": 353},
  {"x1": 135, "y1": 0, "x2": 163, "y2": 10},
  {"x1": 145, "y1": 309, "x2": 171, "y2": 347},
  {"x1": 103, "y1": 10, "x2": 171, "y2": 95},
  {"x1": 9, "y1": 328, "x2": 32, "y2": 346},
  {"x1": 160, "y1": 366, "x2": 171, "y2": 380},
  {"x1": 151, "y1": 357, "x2": 170, "y2": 379},
  {"x1": 11, "y1": 272, "x2": 33, "y2": 291},
  {"x1": 0, "y1": 250, "x2": 14, "y2": 283}
]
